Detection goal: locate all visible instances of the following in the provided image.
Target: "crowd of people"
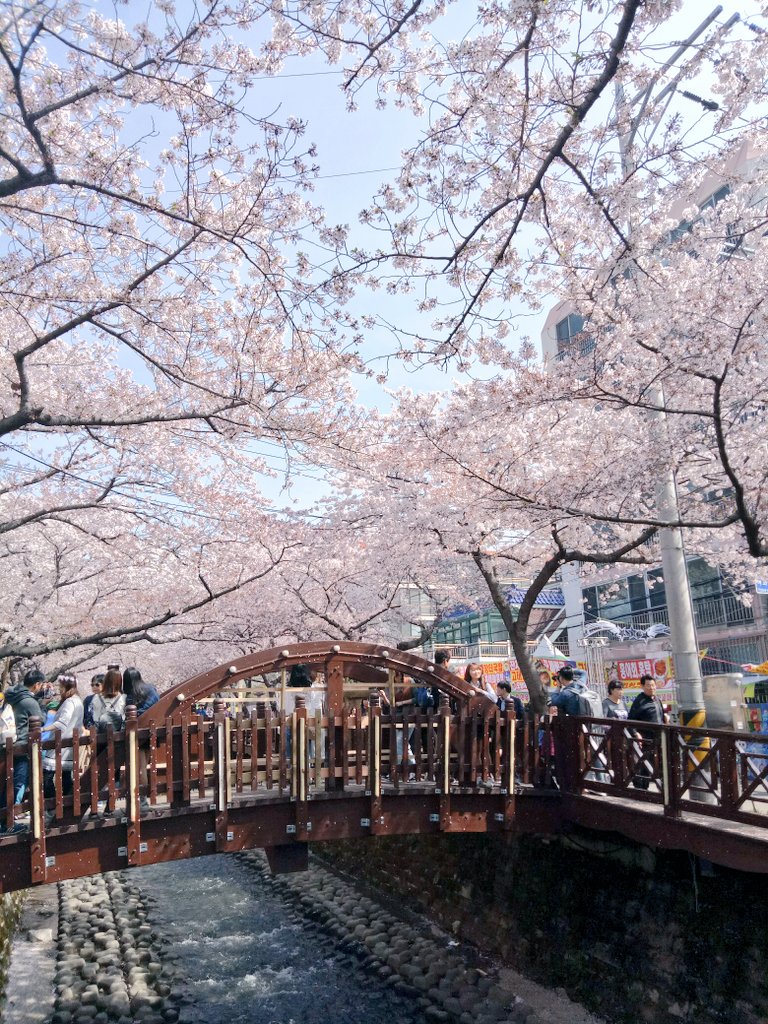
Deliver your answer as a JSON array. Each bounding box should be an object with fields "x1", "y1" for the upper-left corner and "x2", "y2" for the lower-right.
[
  {"x1": 0, "y1": 653, "x2": 670, "y2": 831},
  {"x1": 0, "y1": 665, "x2": 159, "y2": 833}
]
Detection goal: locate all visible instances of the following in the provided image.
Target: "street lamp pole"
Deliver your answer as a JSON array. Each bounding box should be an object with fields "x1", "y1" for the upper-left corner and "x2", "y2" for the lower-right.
[{"x1": 615, "y1": 6, "x2": 737, "y2": 728}]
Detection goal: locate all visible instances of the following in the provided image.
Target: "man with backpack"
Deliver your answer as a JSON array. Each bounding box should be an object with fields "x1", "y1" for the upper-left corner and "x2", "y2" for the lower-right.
[
  {"x1": 548, "y1": 666, "x2": 602, "y2": 718},
  {"x1": 549, "y1": 666, "x2": 603, "y2": 787}
]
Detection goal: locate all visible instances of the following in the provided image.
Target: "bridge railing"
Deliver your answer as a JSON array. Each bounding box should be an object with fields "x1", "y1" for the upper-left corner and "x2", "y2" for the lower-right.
[
  {"x1": 1, "y1": 699, "x2": 535, "y2": 834},
  {"x1": 3, "y1": 709, "x2": 766, "y2": 843},
  {"x1": 565, "y1": 716, "x2": 768, "y2": 824}
]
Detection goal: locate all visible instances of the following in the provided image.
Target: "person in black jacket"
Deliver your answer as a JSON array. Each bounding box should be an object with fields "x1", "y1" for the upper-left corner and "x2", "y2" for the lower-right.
[
  {"x1": 495, "y1": 680, "x2": 525, "y2": 718},
  {"x1": 1, "y1": 669, "x2": 46, "y2": 829},
  {"x1": 628, "y1": 674, "x2": 665, "y2": 790}
]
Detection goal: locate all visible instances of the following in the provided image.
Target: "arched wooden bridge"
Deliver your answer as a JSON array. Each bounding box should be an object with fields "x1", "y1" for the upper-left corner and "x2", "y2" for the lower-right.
[{"x1": 1, "y1": 642, "x2": 767, "y2": 893}]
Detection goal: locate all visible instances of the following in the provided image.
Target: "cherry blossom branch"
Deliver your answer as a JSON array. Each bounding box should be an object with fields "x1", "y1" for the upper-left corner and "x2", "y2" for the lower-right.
[
  {"x1": 0, "y1": 555, "x2": 287, "y2": 661},
  {"x1": 344, "y1": 0, "x2": 423, "y2": 91}
]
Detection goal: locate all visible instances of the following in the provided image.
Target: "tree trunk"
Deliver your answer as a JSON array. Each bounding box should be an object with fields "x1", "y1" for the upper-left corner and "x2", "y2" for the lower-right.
[{"x1": 473, "y1": 552, "x2": 562, "y2": 715}]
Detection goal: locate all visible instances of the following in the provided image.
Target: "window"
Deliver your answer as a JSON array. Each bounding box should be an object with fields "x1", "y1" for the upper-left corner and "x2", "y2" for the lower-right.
[
  {"x1": 647, "y1": 569, "x2": 665, "y2": 609},
  {"x1": 556, "y1": 313, "x2": 584, "y2": 347},
  {"x1": 703, "y1": 636, "x2": 766, "y2": 676},
  {"x1": 699, "y1": 185, "x2": 731, "y2": 211},
  {"x1": 597, "y1": 580, "x2": 631, "y2": 621},
  {"x1": 688, "y1": 558, "x2": 721, "y2": 599},
  {"x1": 628, "y1": 574, "x2": 647, "y2": 613},
  {"x1": 555, "y1": 313, "x2": 594, "y2": 358},
  {"x1": 582, "y1": 585, "x2": 599, "y2": 622}
]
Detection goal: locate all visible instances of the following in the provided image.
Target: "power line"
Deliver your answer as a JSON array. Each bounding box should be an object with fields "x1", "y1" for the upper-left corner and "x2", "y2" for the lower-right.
[{"x1": 315, "y1": 166, "x2": 400, "y2": 180}]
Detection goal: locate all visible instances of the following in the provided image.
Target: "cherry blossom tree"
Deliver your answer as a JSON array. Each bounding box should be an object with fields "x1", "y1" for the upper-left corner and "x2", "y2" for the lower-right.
[
  {"x1": 270, "y1": 503, "x2": 464, "y2": 649},
  {"x1": 328, "y1": 376, "x2": 754, "y2": 710},
  {"x1": 277, "y1": 0, "x2": 768, "y2": 562},
  {"x1": 5, "y1": 0, "x2": 768, "y2": 690},
  {"x1": 0, "y1": 0, "x2": 362, "y2": 673}
]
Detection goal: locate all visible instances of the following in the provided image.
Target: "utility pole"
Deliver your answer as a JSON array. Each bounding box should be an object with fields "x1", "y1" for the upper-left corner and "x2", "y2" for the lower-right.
[{"x1": 615, "y1": 6, "x2": 738, "y2": 730}]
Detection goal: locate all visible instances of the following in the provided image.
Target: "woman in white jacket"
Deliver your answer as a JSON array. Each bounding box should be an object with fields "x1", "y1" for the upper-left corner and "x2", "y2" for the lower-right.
[{"x1": 42, "y1": 674, "x2": 84, "y2": 800}]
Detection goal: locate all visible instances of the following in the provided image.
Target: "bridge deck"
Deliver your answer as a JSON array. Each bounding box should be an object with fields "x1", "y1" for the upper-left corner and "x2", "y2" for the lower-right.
[{"x1": 1, "y1": 697, "x2": 767, "y2": 891}]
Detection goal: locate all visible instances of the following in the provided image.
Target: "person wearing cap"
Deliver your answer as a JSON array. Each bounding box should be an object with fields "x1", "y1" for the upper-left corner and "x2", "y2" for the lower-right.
[{"x1": 548, "y1": 665, "x2": 585, "y2": 717}]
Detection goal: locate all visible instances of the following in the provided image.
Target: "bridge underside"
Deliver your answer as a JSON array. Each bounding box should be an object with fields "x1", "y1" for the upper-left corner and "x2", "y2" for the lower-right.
[
  {"x1": 563, "y1": 792, "x2": 768, "y2": 873},
  {"x1": 2, "y1": 787, "x2": 767, "y2": 894}
]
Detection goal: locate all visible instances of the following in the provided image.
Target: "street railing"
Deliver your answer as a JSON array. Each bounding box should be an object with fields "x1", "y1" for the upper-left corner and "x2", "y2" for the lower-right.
[{"x1": 565, "y1": 716, "x2": 768, "y2": 823}]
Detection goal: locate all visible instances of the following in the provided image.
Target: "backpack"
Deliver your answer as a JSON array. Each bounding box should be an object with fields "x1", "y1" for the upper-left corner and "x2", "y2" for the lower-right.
[
  {"x1": 413, "y1": 686, "x2": 436, "y2": 711},
  {"x1": 570, "y1": 686, "x2": 603, "y2": 718},
  {"x1": 92, "y1": 694, "x2": 125, "y2": 733},
  {"x1": 0, "y1": 702, "x2": 16, "y2": 743}
]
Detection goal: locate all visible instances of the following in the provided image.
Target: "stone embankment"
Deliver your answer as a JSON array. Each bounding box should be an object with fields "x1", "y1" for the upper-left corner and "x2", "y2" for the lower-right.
[
  {"x1": 49, "y1": 873, "x2": 180, "y2": 1024},
  {"x1": 5, "y1": 851, "x2": 603, "y2": 1024},
  {"x1": 238, "y1": 850, "x2": 601, "y2": 1024}
]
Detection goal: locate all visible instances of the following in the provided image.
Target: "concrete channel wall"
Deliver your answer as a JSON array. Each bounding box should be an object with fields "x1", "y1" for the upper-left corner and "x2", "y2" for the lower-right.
[
  {"x1": 316, "y1": 830, "x2": 768, "y2": 1024},
  {"x1": 0, "y1": 892, "x2": 25, "y2": 1008}
]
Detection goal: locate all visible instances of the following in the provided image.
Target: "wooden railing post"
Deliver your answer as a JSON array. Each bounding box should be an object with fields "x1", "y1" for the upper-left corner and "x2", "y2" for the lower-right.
[
  {"x1": 125, "y1": 705, "x2": 142, "y2": 866},
  {"x1": 254, "y1": 699, "x2": 267, "y2": 792},
  {"x1": 719, "y1": 732, "x2": 739, "y2": 818},
  {"x1": 213, "y1": 699, "x2": 231, "y2": 850},
  {"x1": 293, "y1": 695, "x2": 309, "y2": 839},
  {"x1": 368, "y1": 690, "x2": 383, "y2": 834},
  {"x1": 555, "y1": 716, "x2": 579, "y2": 794},
  {"x1": 665, "y1": 723, "x2": 682, "y2": 817},
  {"x1": 438, "y1": 693, "x2": 452, "y2": 830},
  {"x1": 28, "y1": 716, "x2": 47, "y2": 885},
  {"x1": 659, "y1": 723, "x2": 672, "y2": 815},
  {"x1": 88, "y1": 725, "x2": 99, "y2": 817},
  {"x1": 325, "y1": 657, "x2": 346, "y2": 793},
  {"x1": 501, "y1": 700, "x2": 515, "y2": 830},
  {"x1": 3, "y1": 735, "x2": 15, "y2": 830},
  {"x1": 608, "y1": 721, "x2": 625, "y2": 790}
]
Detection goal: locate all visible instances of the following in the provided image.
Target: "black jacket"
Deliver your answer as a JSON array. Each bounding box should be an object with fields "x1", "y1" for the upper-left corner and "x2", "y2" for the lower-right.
[
  {"x1": 628, "y1": 691, "x2": 664, "y2": 737},
  {"x1": 497, "y1": 695, "x2": 525, "y2": 718},
  {"x1": 4, "y1": 684, "x2": 45, "y2": 746}
]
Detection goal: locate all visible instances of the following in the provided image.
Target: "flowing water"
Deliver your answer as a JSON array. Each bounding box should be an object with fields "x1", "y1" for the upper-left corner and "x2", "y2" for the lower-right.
[{"x1": 136, "y1": 855, "x2": 420, "y2": 1024}]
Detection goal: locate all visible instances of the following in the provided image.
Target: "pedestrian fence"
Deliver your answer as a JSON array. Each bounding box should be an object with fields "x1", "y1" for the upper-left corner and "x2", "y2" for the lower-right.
[
  {"x1": 2, "y1": 700, "x2": 767, "y2": 839},
  {"x1": 568, "y1": 716, "x2": 768, "y2": 823}
]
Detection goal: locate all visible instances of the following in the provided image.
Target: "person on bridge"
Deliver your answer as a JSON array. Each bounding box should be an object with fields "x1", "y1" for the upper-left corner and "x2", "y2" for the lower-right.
[
  {"x1": 495, "y1": 680, "x2": 524, "y2": 718},
  {"x1": 122, "y1": 668, "x2": 159, "y2": 716},
  {"x1": 91, "y1": 669, "x2": 127, "y2": 731},
  {"x1": 464, "y1": 664, "x2": 497, "y2": 785},
  {"x1": 433, "y1": 649, "x2": 454, "y2": 708},
  {"x1": 547, "y1": 666, "x2": 584, "y2": 716},
  {"x1": 0, "y1": 689, "x2": 16, "y2": 745},
  {"x1": 465, "y1": 662, "x2": 496, "y2": 703},
  {"x1": 83, "y1": 674, "x2": 104, "y2": 728},
  {"x1": 1, "y1": 669, "x2": 46, "y2": 828},
  {"x1": 628, "y1": 674, "x2": 665, "y2": 790},
  {"x1": 284, "y1": 664, "x2": 323, "y2": 768},
  {"x1": 42, "y1": 674, "x2": 84, "y2": 813},
  {"x1": 603, "y1": 681, "x2": 629, "y2": 720}
]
